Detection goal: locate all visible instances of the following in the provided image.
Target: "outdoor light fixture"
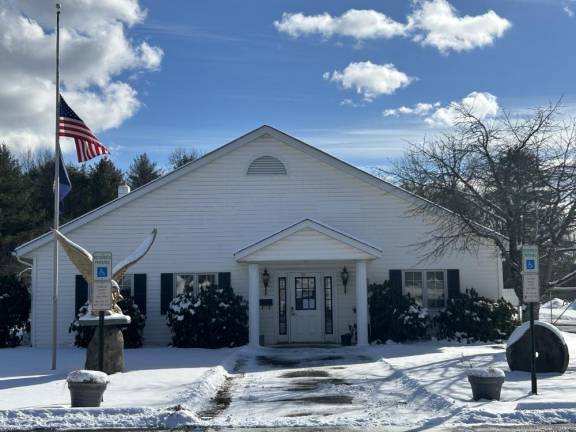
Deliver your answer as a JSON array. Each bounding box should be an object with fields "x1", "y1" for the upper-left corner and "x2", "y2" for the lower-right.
[
  {"x1": 262, "y1": 268, "x2": 270, "y2": 295},
  {"x1": 341, "y1": 267, "x2": 349, "y2": 294}
]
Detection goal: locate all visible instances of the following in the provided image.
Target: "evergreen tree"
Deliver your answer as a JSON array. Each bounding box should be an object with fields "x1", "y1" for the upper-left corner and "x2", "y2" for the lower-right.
[
  {"x1": 126, "y1": 153, "x2": 162, "y2": 189},
  {"x1": 0, "y1": 145, "x2": 37, "y2": 276},
  {"x1": 89, "y1": 158, "x2": 123, "y2": 208}
]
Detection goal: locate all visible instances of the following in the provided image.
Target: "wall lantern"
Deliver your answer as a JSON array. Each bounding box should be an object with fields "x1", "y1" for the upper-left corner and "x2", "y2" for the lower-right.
[
  {"x1": 341, "y1": 267, "x2": 349, "y2": 294},
  {"x1": 262, "y1": 268, "x2": 270, "y2": 295}
]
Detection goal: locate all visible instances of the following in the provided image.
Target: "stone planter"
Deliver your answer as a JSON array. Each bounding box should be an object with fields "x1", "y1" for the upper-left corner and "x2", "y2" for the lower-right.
[
  {"x1": 67, "y1": 370, "x2": 109, "y2": 408},
  {"x1": 467, "y1": 368, "x2": 505, "y2": 401},
  {"x1": 68, "y1": 381, "x2": 108, "y2": 407}
]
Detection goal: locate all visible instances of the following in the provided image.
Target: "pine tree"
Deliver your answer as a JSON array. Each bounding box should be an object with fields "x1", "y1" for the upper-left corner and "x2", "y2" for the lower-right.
[
  {"x1": 89, "y1": 158, "x2": 123, "y2": 208},
  {"x1": 126, "y1": 153, "x2": 162, "y2": 189}
]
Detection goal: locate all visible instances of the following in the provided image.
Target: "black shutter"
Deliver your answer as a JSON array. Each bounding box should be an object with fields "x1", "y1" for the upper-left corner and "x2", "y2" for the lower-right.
[
  {"x1": 389, "y1": 270, "x2": 402, "y2": 296},
  {"x1": 75, "y1": 275, "x2": 88, "y2": 314},
  {"x1": 160, "y1": 273, "x2": 174, "y2": 315},
  {"x1": 447, "y1": 269, "x2": 461, "y2": 300},
  {"x1": 218, "y1": 272, "x2": 231, "y2": 289},
  {"x1": 133, "y1": 274, "x2": 147, "y2": 316}
]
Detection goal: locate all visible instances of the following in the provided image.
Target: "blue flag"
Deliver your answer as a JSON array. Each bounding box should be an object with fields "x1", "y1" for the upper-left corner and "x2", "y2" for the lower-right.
[{"x1": 58, "y1": 149, "x2": 71, "y2": 211}]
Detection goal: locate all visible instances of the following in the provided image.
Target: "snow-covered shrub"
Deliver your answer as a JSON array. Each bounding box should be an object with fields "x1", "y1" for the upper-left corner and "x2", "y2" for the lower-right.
[
  {"x1": 166, "y1": 284, "x2": 248, "y2": 348},
  {"x1": 0, "y1": 275, "x2": 31, "y2": 348},
  {"x1": 369, "y1": 281, "x2": 430, "y2": 343},
  {"x1": 69, "y1": 297, "x2": 146, "y2": 348},
  {"x1": 435, "y1": 288, "x2": 518, "y2": 343}
]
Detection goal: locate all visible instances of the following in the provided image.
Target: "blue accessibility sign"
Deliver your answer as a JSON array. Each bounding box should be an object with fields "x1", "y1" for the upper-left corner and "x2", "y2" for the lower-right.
[
  {"x1": 97, "y1": 267, "x2": 108, "y2": 278},
  {"x1": 526, "y1": 259, "x2": 536, "y2": 270}
]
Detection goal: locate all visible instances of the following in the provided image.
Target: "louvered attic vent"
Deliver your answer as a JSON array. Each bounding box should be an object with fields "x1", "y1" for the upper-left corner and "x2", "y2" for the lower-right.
[{"x1": 247, "y1": 156, "x2": 287, "y2": 175}]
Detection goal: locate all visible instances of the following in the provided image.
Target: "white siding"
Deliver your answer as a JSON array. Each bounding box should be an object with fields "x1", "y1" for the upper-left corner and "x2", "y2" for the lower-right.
[
  {"x1": 26, "y1": 135, "x2": 503, "y2": 346},
  {"x1": 243, "y1": 227, "x2": 375, "y2": 262}
]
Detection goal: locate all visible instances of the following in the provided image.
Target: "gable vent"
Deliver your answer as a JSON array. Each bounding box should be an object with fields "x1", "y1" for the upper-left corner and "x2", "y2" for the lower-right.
[{"x1": 247, "y1": 156, "x2": 287, "y2": 175}]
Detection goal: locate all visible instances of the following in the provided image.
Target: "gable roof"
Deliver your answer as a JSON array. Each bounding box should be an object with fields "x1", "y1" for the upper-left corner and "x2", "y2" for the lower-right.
[
  {"x1": 234, "y1": 218, "x2": 383, "y2": 262},
  {"x1": 14, "y1": 125, "x2": 468, "y2": 257}
]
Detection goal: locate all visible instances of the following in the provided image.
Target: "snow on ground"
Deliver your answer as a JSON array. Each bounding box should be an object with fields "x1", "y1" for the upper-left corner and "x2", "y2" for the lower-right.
[
  {"x1": 1, "y1": 333, "x2": 576, "y2": 430},
  {"x1": 540, "y1": 298, "x2": 576, "y2": 323}
]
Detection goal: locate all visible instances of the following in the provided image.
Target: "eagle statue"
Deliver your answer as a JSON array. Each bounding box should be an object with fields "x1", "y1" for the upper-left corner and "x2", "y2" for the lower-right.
[{"x1": 54, "y1": 228, "x2": 157, "y2": 315}]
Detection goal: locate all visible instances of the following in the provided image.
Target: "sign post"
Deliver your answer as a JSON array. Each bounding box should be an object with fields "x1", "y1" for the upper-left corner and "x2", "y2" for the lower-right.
[
  {"x1": 522, "y1": 245, "x2": 539, "y2": 395},
  {"x1": 92, "y1": 251, "x2": 112, "y2": 372}
]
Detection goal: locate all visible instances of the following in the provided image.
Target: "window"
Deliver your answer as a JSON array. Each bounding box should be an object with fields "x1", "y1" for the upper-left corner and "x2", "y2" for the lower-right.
[
  {"x1": 175, "y1": 273, "x2": 217, "y2": 296},
  {"x1": 119, "y1": 274, "x2": 133, "y2": 298},
  {"x1": 247, "y1": 156, "x2": 287, "y2": 175},
  {"x1": 295, "y1": 277, "x2": 316, "y2": 310},
  {"x1": 278, "y1": 277, "x2": 287, "y2": 335},
  {"x1": 403, "y1": 270, "x2": 446, "y2": 309},
  {"x1": 324, "y1": 276, "x2": 333, "y2": 334}
]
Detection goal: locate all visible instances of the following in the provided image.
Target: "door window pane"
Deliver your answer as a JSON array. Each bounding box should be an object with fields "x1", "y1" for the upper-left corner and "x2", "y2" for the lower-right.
[
  {"x1": 278, "y1": 277, "x2": 287, "y2": 335},
  {"x1": 324, "y1": 277, "x2": 333, "y2": 334},
  {"x1": 198, "y1": 274, "x2": 216, "y2": 289},
  {"x1": 295, "y1": 277, "x2": 316, "y2": 310},
  {"x1": 404, "y1": 272, "x2": 423, "y2": 306},
  {"x1": 119, "y1": 274, "x2": 133, "y2": 298}
]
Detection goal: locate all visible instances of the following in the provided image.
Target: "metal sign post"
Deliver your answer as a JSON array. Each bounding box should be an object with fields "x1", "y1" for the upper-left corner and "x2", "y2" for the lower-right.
[
  {"x1": 522, "y1": 245, "x2": 539, "y2": 395},
  {"x1": 92, "y1": 252, "x2": 112, "y2": 372}
]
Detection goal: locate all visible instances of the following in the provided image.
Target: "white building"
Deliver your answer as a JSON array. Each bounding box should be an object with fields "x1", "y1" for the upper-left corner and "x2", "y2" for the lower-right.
[{"x1": 14, "y1": 126, "x2": 504, "y2": 347}]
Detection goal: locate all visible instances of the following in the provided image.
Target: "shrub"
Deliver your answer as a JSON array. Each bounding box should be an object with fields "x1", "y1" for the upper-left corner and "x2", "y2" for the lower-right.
[
  {"x1": 369, "y1": 281, "x2": 430, "y2": 343},
  {"x1": 69, "y1": 297, "x2": 146, "y2": 348},
  {"x1": 435, "y1": 288, "x2": 519, "y2": 343},
  {"x1": 167, "y1": 284, "x2": 248, "y2": 348},
  {"x1": 0, "y1": 275, "x2": 31, "y2": 347}
]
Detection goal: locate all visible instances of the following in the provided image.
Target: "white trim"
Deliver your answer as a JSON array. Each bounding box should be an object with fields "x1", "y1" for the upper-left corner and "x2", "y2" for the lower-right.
[
  {"x1": 14, "y1": 125, "x2": 503, "y2": 257},
  {"x1": 233, "y1": 218, "x2": 383, "y2": 262}
]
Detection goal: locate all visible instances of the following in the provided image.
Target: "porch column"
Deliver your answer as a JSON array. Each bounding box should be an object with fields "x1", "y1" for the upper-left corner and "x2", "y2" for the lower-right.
[
  {"x1": 355, "y1": 260, "x2": 368, "y2": 346},
  {"x1": 248, "y1": 263, "x2": 260, "y2": 347}
]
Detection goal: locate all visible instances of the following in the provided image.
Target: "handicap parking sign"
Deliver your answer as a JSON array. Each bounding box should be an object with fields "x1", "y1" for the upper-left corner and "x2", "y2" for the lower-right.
[
  {"x1": 97, "y1": 267, "x2": 108, "y2": 278},
  {"x1": 526, "y1": 259, "x2": 535, "y2": 270}
]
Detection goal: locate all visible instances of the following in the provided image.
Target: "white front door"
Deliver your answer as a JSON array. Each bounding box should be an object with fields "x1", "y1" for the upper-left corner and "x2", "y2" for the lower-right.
[{"x1": 289, "y1": 273, "x2": 323, "y2": 343}]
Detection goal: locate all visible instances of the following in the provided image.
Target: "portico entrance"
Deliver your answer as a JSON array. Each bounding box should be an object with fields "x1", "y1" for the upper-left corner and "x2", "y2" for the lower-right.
[{"x1": 233, "y1": 219, "x2": 383, "y2": 347}]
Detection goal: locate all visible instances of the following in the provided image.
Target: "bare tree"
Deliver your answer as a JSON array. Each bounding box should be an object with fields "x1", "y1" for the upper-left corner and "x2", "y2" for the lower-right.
[
  {"x1": 169, "y1": 147, "x2": 201, "y2": 170},
  {"x1": 382, "y1": 102, "x2": 576, "y2": 309}
]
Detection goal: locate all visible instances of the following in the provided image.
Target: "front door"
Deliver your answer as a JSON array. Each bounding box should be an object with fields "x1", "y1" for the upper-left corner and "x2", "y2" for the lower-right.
[{"x1": 289, "y1": 273, "x2": 323, "y2": 342}]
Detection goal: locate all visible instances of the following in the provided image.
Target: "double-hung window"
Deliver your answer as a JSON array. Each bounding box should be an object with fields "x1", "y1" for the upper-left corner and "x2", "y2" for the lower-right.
[
  {"x1": 175, "y1": 273, "x2": 217, "y2": 296},
  {"x1": 403, "y1": 270, "x2": 446, "y2": 309}
]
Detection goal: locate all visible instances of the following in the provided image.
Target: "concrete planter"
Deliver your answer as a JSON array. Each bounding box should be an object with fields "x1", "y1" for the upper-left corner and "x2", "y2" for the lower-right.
[
  {"x1": 68, "y1": 381, "x2": 108, "y2": 407},
  {"x1": 467, "y1": 375, "x2": 505, "y2": 401}
]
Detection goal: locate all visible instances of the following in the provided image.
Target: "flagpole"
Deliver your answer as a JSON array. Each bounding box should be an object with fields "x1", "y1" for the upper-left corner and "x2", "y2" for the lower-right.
[{"x1": 52, "y1": 2, "x2": 61, "y2": 371}]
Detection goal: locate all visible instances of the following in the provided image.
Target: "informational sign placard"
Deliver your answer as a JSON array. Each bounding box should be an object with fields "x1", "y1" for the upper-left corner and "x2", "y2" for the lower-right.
[
  {"x1": 522, "y1": 245, "x2": 540, "y2": 303},
  {"x1": 92, "y1": 251, "x2": 112, "y2": 312}
]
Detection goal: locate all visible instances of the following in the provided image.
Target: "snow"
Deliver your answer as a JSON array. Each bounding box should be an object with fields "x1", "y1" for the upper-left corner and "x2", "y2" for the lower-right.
[
  {"x1": 507, "y1": 320, "x2": 566, "y2": 347},
  {"x1": 540, "y1": 298, "x2": 576, "y2": 323},
  {"x1": 466, "y1": 367, "x2": 505, "y2": 378},
  {"x1": 1, "y1": 333, "x2": 576, "y2": 430},
  {"x1": 67, "y1": 370, "x2": 108, "y2": 384}
]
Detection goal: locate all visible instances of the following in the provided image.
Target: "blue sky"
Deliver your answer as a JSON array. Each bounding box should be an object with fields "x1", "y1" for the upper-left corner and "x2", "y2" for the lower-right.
[{"x1": 3, "y1": 0, "x2": 576, "y2": 171}]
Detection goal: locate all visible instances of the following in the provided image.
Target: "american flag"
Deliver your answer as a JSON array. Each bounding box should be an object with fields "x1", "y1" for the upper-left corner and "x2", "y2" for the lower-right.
[{"x1": 58, "y1": 95, "x2": 110, "y2": 162}]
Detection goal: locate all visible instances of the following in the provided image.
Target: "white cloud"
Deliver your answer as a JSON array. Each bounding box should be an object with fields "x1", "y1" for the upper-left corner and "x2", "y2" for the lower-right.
[
  {"x1": 275, "y1": 1, "x2": 511, "y2": 54},
  {"x1": 274, "y1": 9, "x2": 407, "y2": 40},
  {"x1": 408, "y1": 0, "x2": 511, "y2": 54},
  {"x1": 425, "y1": 91, "x2": 499, "y2": 126},
  {"x1": 0, "y1": 0, "x2": 163, "y2": 154},
  {"x1": 323, "y1": 61, "x2": 414, "y2": 102},
  {"x1": 564, "y1": 5, "x2": 575, "y2": 17},
  {"x1": 383, "y1": 102, "x2": 440, "y2": 117}
]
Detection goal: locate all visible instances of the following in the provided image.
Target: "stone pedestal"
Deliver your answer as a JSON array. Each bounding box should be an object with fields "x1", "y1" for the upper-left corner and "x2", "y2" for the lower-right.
[
  {"x1": 80, "y1": 314, "x2": 131, "y2": 375},
  {"x1": 86, "y1": 326, "x2": 125, "y2": 374}
]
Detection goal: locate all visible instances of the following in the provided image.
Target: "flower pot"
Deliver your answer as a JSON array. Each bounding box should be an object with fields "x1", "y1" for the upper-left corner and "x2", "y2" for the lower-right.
[
  {"x1": 341, "y1": 334, "x2": 352, "y2": 346},
  {"x1": 68, "y1": 381, "x2": 108, "y2": 407},
  {"x1": 467, "y1": 375, "x2": 505, "y2": 401}
]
